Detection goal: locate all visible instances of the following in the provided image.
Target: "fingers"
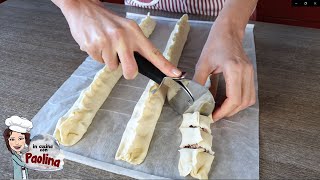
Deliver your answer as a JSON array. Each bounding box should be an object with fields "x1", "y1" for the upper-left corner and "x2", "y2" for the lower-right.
[
  {"x1": 213, "y1": 61, "x2": 256, "y2": 121},
  {"x1": 137, "y1": 37, "x2": 182, "y2": 78},
  {"x1": 212, "y1": 64, "x2": 242, "y2": 121},
  {"x1": 86, "y1": 48, "x2": 104, "y2": 64},
  {"x1": 113, "y1": 35, "x2": 139, "y2": 79},
  {"x1": 248, "y1": 67, "x2": 257, "y2": 108},
  {"x1": 117, "y1": 47, "x2": 138, "y2": 80},
  {"x1": 102, "y1": 48, "x2": 119, "y2": 71},
  {"x1": 209, "y1": 74, "x2": 219, "y2": 98},
  {"x1": 227, "y1": 63, "x2": 253, "y2": 116},
  {"x1": 193, "y1": 58, "x2": 214, "y2": 86},
  {"x1": 250, "y1": 74, "x2": 256, "y2": 106},
  {"x1": 85, "y1": 45, "x2": 120, "y2": 72}
]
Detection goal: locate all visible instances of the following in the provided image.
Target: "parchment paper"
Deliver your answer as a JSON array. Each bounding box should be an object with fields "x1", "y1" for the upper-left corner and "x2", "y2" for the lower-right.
[{"x1": 31, "y1": 13, "x2": 259, "y2": 179}]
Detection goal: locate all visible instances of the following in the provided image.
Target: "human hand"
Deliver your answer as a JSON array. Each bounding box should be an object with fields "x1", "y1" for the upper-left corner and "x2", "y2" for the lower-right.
[
  {"x1": 52, "y1": 0, "x2": 181, "y2": 79},
  {"x1": 193, "y1": 22, "x2": 256, "y2": 121}
]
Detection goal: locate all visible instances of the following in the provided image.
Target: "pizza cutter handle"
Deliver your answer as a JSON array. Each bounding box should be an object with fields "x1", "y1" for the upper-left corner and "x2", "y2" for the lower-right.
[{"x1": 134, "y1": 52, "x2": 166, "y2": 84}]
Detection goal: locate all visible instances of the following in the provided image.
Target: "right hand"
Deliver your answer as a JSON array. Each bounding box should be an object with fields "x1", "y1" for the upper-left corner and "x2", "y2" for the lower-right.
[{"x1": 53, "y1": 0, "x2": 181, "y2": 79}]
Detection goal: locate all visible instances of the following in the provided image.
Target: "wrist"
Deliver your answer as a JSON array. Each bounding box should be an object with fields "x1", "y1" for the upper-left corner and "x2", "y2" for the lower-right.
[
  {"x1": 213, "y1": 16, "x2": 245, "y2": 41},
  {"x1": 212, "y1": 0, "x2": 258, "y2": 41}
]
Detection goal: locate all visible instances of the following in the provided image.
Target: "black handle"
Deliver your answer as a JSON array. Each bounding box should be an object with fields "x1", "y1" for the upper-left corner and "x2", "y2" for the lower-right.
[{"x1": 133, "y1": 52, "x2": 166, "y2": 84}]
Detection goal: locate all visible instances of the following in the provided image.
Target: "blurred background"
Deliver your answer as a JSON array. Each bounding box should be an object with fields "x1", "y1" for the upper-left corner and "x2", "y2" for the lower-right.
[
  {"x1": 101, "y1": 0, "x2": 320, "y2": 29},
  {"x1": 0, "y1": 0, "x2": 319, "y2": 28}
]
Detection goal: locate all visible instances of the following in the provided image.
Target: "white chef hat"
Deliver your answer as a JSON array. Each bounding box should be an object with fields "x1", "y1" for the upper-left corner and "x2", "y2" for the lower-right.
[{"x1": 5, "y1": 116, "x2": 33, "y2": 133}]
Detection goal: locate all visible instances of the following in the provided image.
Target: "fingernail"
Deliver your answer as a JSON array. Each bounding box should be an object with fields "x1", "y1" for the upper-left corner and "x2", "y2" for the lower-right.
[
  {"x1": 212, "y1": 115, "x2": 220, "y2": 122},
  {"x1": 172, "y1": 68, "x2": 182, "y2": 77}
]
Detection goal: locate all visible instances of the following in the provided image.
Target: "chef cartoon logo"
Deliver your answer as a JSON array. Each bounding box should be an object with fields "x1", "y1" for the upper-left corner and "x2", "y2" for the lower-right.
[{"x1": 3, "y1": 116, "x2": 64, "y2": 179}]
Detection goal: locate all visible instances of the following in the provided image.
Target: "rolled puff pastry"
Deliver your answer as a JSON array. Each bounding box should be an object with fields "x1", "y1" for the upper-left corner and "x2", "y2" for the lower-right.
[
  {"x1": 54, "y1": 14, "x2": 156, "y2": 146},
  {"x1": 179, "y1": 128, "x2": 213, "y2": 152},
  {"x1": 181, "y1": 112, "x2": 212, "y2": 133},
  {"x1": 115, "y1": 81, "x2": 167, "y2": 164},
  {"x1": 54, "y1": 66, "x2": 123, "y2": 146},
  {"x1": 179, "y1": 113, "x2": 214, "y2": 179},
  {"x1": 115, "y1": 14, "x2": 190, "y2": 165},
  {"x1": 139, "y1": 12, "x2": 156, "y2": 38},
  {"x1": 178, "y1": 148, "x2": 214, "y2": 179}
]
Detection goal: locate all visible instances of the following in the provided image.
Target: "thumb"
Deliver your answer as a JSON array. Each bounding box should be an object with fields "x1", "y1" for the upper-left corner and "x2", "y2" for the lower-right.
[{"x1": 193, "y1": 59, "x2": 212, "y2": 86}]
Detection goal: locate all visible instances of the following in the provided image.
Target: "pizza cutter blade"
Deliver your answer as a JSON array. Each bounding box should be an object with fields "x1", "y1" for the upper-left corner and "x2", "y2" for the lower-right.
[
  {"x1": 134, "y1": 52, "x2": 215, "y2": 115},
  {"x1": 162, "y1": 77, "x2": 215, "y2": 115}
]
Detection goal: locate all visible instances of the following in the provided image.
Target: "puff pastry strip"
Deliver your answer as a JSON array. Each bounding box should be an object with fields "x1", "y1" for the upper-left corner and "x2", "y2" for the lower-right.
[
  {"x1": 115, "y1": 14, "x2": 190, "y2": 164},
  {"x1": 181, "y1": 112, "x2": 212, "y2": 133},
  {"x1": 53, "y1": 14, "x2": 156, "y2": 146},
  {"x1": 179, "y1": 112, "x2": 215, "y2": 179},
  {"x1": 178, "y1": 148, "x2": 214, "y2": 179}
]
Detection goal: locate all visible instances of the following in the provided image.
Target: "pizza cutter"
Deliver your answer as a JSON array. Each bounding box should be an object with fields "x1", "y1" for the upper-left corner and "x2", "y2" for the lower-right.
[{"x1": 134, "y1": 52, "x2": 215, "y2": 116}]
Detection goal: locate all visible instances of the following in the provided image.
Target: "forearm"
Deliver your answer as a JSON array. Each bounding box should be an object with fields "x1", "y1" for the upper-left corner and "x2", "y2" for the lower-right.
[{"x1": 213, "y1": 0, "x2": 258, "y2": 39}]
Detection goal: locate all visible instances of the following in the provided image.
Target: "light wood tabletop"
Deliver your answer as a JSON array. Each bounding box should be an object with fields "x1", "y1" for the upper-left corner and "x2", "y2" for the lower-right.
[{"x1": 0, "y1": 0, "x2": 319, "y2": 179}]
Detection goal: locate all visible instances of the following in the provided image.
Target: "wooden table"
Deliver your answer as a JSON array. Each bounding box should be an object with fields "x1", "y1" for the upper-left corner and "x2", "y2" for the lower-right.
[{"x1": 0, "y1": 0, "x2": 319, "y2": 179}]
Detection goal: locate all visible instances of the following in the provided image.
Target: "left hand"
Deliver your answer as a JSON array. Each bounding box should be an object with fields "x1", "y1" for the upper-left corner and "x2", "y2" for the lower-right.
[{"x1": 193, "y1": 22, "x2": 256, "y2": 121}]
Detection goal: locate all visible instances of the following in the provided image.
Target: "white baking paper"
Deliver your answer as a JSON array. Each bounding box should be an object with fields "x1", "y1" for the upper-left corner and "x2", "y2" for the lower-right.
[{"x1": 31, "y1": 13, "x2": 259, "y2": 179}]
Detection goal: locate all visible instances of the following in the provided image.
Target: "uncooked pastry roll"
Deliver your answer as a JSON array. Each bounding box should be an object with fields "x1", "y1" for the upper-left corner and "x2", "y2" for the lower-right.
[
  {"x1": 139, "y1": 12, "x2": 156, "y2": 38},
  {"x1": 116, "y1": 14, "x2": 190, "y2": 164},
  {"x1": 180, "y1": 112, "x2": 212, "y2": 133},
  {"x1": 53, "y1": 14, "x2": 157, "y2": 146},
  {"x1": 179, "y1": 127, "x2": 213, "y2": 154},
  {"x1": 179, "y1": 112, "x2": 214, "y2": 179},
  {"x1": 178, "y1": 148, "x2": 214, "y2": 179},
  {"x1": 54, "y1": 66, "x2": 123, "y2": 146}
]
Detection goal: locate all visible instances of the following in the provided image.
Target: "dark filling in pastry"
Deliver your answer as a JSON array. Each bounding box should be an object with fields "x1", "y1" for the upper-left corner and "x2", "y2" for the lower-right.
[
  {"x1": 189, "y1": 125, "x2": 209, "y2": 133},
  {"x1": 183, "y1": 144, "x2": 212, "y2": 154}
]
